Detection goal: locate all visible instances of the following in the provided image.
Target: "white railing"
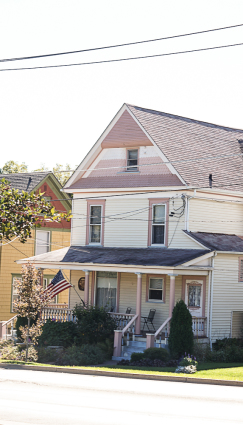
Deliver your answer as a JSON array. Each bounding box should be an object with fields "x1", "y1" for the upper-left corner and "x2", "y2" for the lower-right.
[
  {"x1": 192, "y1": 317, "x2": 207, "y2": 337},
  {"x1": 0, "y1": 315, "x2": 17, "y2": 340},
  {"x1": 108, "y1": 312, "x2": 135, "y2": 330},
  {"x1": 48, "y1": 303, "x2": 69, "y2": 309},
  {"x1": 122, "y1": 314, "x2": 138, "y2": 336},
  {"x1": 154, "y1": 317, "x2": 171, "y2": 340},
  {"x1": 41, "y1": 308, "x2": 75, "y2": 323}
]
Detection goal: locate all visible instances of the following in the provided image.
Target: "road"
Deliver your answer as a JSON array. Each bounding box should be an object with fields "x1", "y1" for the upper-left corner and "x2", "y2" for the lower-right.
[{"x1": 0, "y1": 368, "x2": 243, "y2": 425}]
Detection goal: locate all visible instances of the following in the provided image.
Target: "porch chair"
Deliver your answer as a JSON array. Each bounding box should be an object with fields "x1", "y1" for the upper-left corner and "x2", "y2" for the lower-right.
[
  {"x1": 141, "y1": 309, "x2": 156, "y2": 332},
  {"x1": 126, "y1": 307, "x2": 132, "y2": 314}
]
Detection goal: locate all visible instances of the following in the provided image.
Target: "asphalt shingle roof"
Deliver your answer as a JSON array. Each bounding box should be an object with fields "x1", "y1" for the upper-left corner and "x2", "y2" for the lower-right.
[
  {"x1": 0, "y1": 172, "x2": 51, "y2": 192},
  {"x1": 25, "y1": 246, "x2": 210, "y2": 267},
  {"x1": 184, "y1": 231, "x2": 243, "y2": 252},
  {"x1": 127, "y1": 104, "x2": 243, "y2": 191}
]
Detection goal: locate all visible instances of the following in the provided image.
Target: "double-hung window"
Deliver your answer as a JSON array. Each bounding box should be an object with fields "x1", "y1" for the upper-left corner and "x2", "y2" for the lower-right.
[
  {"x1": 11, "y1": 276, "x2": 21, "y2": 312},
  {"x1": 127, "y1": 149, "x2": 138, "y2": 172},
  {"x1": 89, "y1": 205, "x2": 102, "y2": 244},
  {"x1": 35, "y1": 230, "x2": 50, "y2": 255},
  {"x1": 148, "y1": 278, "x2": 163, "y2": 302},
  {"x1": 43, "y1": 277, "x2": 58, "y2": 304},
  {"x1": 152, "y1": 204, "x2": 165, "y2": 245}
]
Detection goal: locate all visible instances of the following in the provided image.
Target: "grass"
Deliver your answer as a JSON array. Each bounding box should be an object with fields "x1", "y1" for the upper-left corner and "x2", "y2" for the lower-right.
[{"x1": 1, "y1": 359, "x2": 243, "y2": 381}]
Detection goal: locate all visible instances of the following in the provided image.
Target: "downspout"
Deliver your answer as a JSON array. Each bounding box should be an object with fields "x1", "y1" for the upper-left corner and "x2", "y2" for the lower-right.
[{"x1": 209, "y1": 252, "x2": 217, "y2": 349}]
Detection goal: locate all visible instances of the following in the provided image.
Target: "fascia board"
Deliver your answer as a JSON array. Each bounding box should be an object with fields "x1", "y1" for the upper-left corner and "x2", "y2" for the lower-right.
[
  {"x1": 215, "y1": 251, "x2": 243, "y2": 254},
  {"x1": 181, "y1": 251, "x2": 215, "y2": 266},
  {"x1": 63, "y1": 104, "x2": 128, "y2": 190},
  {"x1": 65, "y1": 186, "x2": 192, "y2": 194},
  {"x1": 126, "y1": 106, "x2": 187, "y2": 186},
  {"x1": 183, "y1": 231, "x2": 209, "y2": 249}
]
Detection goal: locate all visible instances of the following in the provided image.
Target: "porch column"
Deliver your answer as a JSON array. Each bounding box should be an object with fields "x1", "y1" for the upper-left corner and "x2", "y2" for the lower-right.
[
  {"x1": 168, "y1": 274, "x2": 178, "y2": 317},
  {"x1": 135, "y1": 272, "x2": 142, "y2": 334},
  {"x1": 83, "y1": 270, "x2": 90, "y2": 306}
]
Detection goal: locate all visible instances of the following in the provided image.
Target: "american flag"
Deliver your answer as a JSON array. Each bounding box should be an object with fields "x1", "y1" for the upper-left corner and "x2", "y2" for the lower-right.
[{"x1": 46, "y1": 270, "x2": 72, "y2": 298}]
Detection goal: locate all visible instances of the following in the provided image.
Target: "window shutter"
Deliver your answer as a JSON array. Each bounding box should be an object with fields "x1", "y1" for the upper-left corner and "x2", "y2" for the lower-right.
[{"x1": 239, "y1": 258, "x2": 243, "y2": 282}]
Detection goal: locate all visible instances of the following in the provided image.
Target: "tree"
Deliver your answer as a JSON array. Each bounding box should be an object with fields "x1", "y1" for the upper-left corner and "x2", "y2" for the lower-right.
[
  {"x1": 34, "y1": 163, "x2": 73, "y2": 186},
  {"x1": 168, "y1": 299, "x2": 194, "y2": 359},
  {"x1": 13, "y1": 263, "x2": 52, "y2": 361},
  {"x1": 1, "y1": 160, "x2": 28, "y2": 174},
  {"x1": 0, "y1": 178, "x2": 71, "y2": 243}
]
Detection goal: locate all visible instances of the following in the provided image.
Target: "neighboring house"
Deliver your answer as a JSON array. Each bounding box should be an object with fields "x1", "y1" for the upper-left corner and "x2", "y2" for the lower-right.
[
  {"x1": 16, "y1": 104, "x2": 243, "y2": 358},
  {"x1": 0, "y1": 172, "x2": 71, "y2": 322}
]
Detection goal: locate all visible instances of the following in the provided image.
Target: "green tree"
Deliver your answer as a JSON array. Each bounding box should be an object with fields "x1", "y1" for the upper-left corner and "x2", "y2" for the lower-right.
[
  {"x1": 168, "y1": 299, "x2": 194, "y2": 358},
  {"x1": 1, "y1": 160, "x2": 28, "y2": 174},
  {"x1": 0, "y1": 178, "x2": 71, "y2": 243},
  {"x1": 34, "y1": 163, "x2": 73, "y2": 186}
]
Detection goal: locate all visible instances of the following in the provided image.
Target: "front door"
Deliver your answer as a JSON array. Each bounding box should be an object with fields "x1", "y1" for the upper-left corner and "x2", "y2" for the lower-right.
[
  {"x1": 96, "y1": 271, "x2": 117, "y2": 312},
  {"x1": 185, "y1": 279, "x2": 203, "y2": 317}
]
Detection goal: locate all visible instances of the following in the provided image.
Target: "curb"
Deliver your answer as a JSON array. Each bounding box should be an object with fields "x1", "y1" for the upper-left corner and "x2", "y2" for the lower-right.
[{"x1": 1, "y1": 363, "x2": 243, "y2": 387}]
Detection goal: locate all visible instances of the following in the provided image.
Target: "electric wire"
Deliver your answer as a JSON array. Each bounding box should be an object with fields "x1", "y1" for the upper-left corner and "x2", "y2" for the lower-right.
[
  {"x1": 1, "y1": 23, "x2": 243, "y2": 63},
  {"x1": 1, "y1": 42, "x2": 243, "y2": 72}
]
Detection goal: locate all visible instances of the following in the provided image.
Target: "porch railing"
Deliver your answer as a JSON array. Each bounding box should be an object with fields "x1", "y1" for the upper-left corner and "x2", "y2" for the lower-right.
[
  {"x1": 0, "y1": 315, "x2": 17, "y2": 340},
  {"x1": 108, "y1": 312, "x2": 135, "y2": 331},
  {"x1": 192, "y1": 316, "x2": 207, "y2": 338},
  {"x1": 41, "y1": 307, "x2": 75, "y2": 323}
]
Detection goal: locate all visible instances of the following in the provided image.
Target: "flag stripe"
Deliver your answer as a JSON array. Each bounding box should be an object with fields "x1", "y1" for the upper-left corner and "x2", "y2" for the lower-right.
[{"x1": 45, "y1": 270, "x2": 72, "y2": 298}]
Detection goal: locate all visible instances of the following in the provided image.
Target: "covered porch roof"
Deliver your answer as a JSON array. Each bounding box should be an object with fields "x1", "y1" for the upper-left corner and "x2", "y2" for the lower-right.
[{"x1": 17, "y1": 246, "x2": 213, "y2": 274}]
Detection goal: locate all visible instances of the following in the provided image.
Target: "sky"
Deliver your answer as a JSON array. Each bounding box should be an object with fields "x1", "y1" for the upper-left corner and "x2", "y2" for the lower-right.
[{"x1": 1, "y1": 0, "x2": 243, "y2": 172}]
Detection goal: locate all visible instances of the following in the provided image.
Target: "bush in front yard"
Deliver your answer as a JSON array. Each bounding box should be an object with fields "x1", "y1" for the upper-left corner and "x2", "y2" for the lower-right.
[
  {"x1": 0, "y1": 340, "x2": 38, "y2": 362},
  {"x1": 143, "y1": 347, "x2": 169, "y2": 362},
  {"x1": 57, "y1": 345, "x2": 106, "y2": 366},
  {"x1": 130, "y1": 352, "x2": 145, "y2": 362},
  {"x1": 38, "y1": 320, "x2": 78, "y2": 348},
  {"x1": 73, "y1": 304, "x2": 116, "y2": 345},
  {"x1": 168, "y1": 300, "x2": 194, "y2": 359}
]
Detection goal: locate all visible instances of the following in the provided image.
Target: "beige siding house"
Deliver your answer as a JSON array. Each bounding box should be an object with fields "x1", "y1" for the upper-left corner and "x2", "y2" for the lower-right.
[{"x1": 16, "y1": 103, "x2": 243, "y2": 358}]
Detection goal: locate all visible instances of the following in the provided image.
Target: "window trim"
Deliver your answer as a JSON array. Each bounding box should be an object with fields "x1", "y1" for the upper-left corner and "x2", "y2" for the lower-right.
[
  {"x1": 126, "y1": 148, "x2": 139, "y2": 172},
  {"x1": 35, "y1": 230, "x2": 51, "y2": 256},
  {"x1": 11, "y1": 274, "x2": 22, "y2": 313},
  {"x1": 86, "y1": 199, "x2": 106, "y2": 246},
  {"x1": 146, "y1": 274, "x2": 166, "y2": 303},
  {"x1": 182, "y1": 276, "x2": 206, "y2": 316},
  {"x1": 148, "y1": 198, "x2": 169, "y2": 247},
  {"x1": 238, "y1": 256, "x2": 243, "y2": 282}
]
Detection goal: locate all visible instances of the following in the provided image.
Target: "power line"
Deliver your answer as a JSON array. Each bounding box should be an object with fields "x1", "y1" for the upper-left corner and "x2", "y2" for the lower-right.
[
  {"x1": 1, "y1": 23, "x2": 243, "y2": 64},
  {"x1": 1, "y1": 42, "x2": 243, "y2": 72}
]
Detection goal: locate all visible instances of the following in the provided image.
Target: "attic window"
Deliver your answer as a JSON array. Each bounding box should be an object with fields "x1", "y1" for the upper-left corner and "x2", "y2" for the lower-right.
[
  {"x1": 127, "y1": 149, "x2": 138, "y2": 172},
  {"x1": 44, "y1": 184, "x2": 47, "y2": 191},
  {"x1": 239, "y1": 257, "x2": 243, "y2": 282},
  {"x1": 238, "y1": 140, "x2": 243, "y2": 154}
]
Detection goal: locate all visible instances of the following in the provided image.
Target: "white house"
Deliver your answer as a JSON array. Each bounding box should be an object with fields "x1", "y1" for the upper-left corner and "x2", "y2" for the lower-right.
[{"x1": 17, "y1": 103, "x2": 243, "y2": 358}]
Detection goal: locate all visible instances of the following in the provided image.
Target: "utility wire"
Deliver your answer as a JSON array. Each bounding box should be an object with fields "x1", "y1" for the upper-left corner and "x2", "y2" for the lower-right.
[
  {"x1": 1, "y1": 23, "x2": 243, "y2": 63},
  {"x1": 1, "y1": 42, "x2": 243, "y2": 72}
]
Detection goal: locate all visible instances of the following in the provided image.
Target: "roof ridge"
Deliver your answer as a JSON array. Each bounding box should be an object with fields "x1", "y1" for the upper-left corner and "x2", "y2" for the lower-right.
[
  {"x1": 0, "y1": 171, "x2": 52, "y2": 176},
  {"x1": 126, "y1": 103, "x2": 243, "y2": 134}
]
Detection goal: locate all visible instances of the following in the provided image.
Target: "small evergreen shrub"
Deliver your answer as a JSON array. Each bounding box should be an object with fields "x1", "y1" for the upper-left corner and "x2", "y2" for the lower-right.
[
  {"x1": 168, "y1": 300, "x2": 194, "y2": 359},
  {"x1": 58, "y1": 345, "x2": 106, "y2": 366},
  {"x1": 213, "y1": 338, "x2": 243, "y2": 351},
  {"x1": 143, "y1": 347, "x2": 169, "y2": 361},
  {"x1": 130, "y1": 352, "x2": 145, "y2": 362},
  {"x1": 38, "y1": 320, "x2": 78, "y2": 348},
  {"x1": 73, "y1": 304, "x2": 116, "y2": 345}
]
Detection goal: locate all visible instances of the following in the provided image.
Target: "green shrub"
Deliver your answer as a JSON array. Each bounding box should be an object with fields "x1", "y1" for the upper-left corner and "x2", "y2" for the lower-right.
[
  {"x1": 130, "y1": 352, "x2": 145, "y2": 362},
  {"x1": 143, "y1": 347, "x2": 169, "y2": 362},
  {"x1": 38, "y1": 320, "x2": 78, "y2": 348},
  {"x1": 0, "y1": 340, "x2": 38, "y2": 362},
  {"x1": 58, "y1": 344, "x2": 106, "y2": 366},
  {"x1": 206, "y1": 345, "x2": 243, "y2": 363},
  {"x1": 38, "y1": 347, "x2": 63, "y2": 364},
  {"x1": 193, "y1": 342, "x2": 211, "y2": 362},
  {"x1": 96, "y1": 338, "x2": 114, "y2": 360},
  {"x1": 179, "y1": 356, "x2": 198, "y2": 367},
  {"x1": 168, "y1": 300, "x2": 194, "y2": 359},
  {"x1": 16, "y1": 316, "x2": 37, "y2": 340},
  {"x1": 213, "y1": 338, "x2": 243, "y2": 351},
  {"x1": 73, "y1": 304, "x2": 116, "y2": 345}
]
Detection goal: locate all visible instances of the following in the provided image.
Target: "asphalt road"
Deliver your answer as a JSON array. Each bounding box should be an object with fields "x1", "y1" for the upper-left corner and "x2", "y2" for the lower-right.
[{"x1": 0, "y1": 368, "x2": 243, "y2": 425}]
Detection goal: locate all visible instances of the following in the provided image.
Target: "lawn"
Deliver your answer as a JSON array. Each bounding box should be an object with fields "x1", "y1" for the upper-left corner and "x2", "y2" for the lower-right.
[{"x1": 1, "y1": 360, "x2": 243, "y2": 381}]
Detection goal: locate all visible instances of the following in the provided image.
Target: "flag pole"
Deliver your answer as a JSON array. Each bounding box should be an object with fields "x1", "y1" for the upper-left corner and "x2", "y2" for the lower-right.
[{"x1": 62, "y1": 270, "x2": 85, "y2": 307}]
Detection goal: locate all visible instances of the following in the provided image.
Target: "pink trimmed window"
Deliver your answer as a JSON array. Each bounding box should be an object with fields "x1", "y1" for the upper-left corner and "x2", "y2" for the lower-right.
[
  {"x1": 86, "y1": 200, "x2": 105, "y2": 246},
  {"x1": 148, "y1": 199, "x2": 169, "y2": 247},
  {"x1": 126, "y1": 149, "x2": 138, "y2": 172},
  {"x1": 146, "y1": 274, "x2": 166, "y2": 303}
]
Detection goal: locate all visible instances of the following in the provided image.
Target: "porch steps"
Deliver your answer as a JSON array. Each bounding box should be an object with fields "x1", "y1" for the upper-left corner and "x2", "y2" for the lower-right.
[{"x1": 112, "y1": 339, "x2": 167, "y2": 361}]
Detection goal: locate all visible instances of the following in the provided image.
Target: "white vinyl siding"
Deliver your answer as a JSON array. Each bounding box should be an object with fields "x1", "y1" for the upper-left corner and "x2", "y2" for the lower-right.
[
  {"x1": 71, "y1": 197, "x2": 87, "y2": 245},
  {"x1": 35, "y1": 230, "x2": 50, "y2": 255}
]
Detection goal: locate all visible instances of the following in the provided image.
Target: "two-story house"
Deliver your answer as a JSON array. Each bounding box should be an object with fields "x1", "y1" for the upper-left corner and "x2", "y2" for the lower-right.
[
  {"x1": 0, "y1": 172, "x2": 71, "y2": 324},
  {"x1": 16, "y1": 104, "x2": 243, "y2": 358}
]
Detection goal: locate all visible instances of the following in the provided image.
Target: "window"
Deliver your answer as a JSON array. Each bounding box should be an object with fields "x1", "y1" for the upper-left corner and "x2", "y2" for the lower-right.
[
  {"x1": 89, "y1": 205, "x2": 102, "y2": 244},
  {"x1": 239, "y1": 257, "x2": 243, "y2": 282},
  {"x1": 127, "y1": 149, "x2": 138, "y2": 171},
  {"x1": 188, "y1": 285, "x2": 201, "y2": 308},
  {"x1": 35, "y1": 230, "x2": 50, "y2": 255},
  {"x1": 11, "y1": 276, "x2": 21, "y2": 312},
  {"x1": 96, "y1": 271, "x2": 117, "y2": 311},
  {"x1": 152, "y1": 204, "x2": 165, "y2": 245},
  {"x1": 43, "y1": 277, "x2": 58, "y2": 304},
  {"x1": 148, "y1": 278, "x2": 163, "y2": 301}
]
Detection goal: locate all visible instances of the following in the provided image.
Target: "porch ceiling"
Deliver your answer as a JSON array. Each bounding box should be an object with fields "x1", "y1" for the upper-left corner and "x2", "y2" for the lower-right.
[{"x1": 17, "y1": 245, "x2": 211, "y2": 270}]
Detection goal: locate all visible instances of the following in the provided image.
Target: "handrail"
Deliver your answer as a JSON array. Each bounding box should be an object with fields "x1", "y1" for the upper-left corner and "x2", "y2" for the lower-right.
[
  {"x1": 154, "y1": 316, "x2": 171, "y2": 339},
  {"x1": 122, "y1": 314, "x2": 138, "y2": 335},
  {"x1": 2, "y1": 315, "x2": 17, "y2": 326}
]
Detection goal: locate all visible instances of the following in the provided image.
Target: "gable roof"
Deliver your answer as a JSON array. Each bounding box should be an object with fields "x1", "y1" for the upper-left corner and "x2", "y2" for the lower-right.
[
  {"x1": 0, "y1": 172, "x2": 51, "y2": 192},
  {"x1": 18, "y1": 246, "x2": 210, "y2": 268},
  {"x1": 127, "y1": 104, "x2": 243, "y2": 191},
  {"x1": 184, "y1": 231, "x2": 243, "y2": 252}
]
